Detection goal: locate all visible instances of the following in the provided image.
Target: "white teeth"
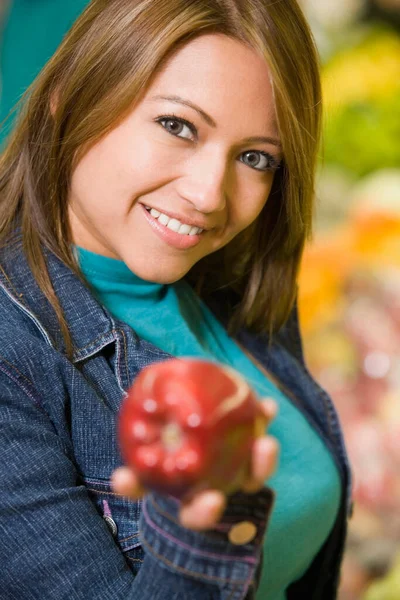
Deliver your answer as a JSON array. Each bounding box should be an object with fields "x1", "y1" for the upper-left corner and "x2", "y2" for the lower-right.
[
  {"x1": 158, "y1": 213, "x2": 169, "y2": 226},
  {"x1": 178, "y1": 223, "x2": 192, "y2": 235},
  {"x1": 166, "y1": 218, "x2": 181, "y2": 233},
  {"x1": 146, "y1": 207, "x2": 204, "y2": 235}
]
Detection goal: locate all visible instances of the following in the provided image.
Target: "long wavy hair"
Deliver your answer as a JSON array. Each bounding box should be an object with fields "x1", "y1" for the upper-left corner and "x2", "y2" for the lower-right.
[{"x1": 0, "y1": 0, "x2": 322, "y2": 358}]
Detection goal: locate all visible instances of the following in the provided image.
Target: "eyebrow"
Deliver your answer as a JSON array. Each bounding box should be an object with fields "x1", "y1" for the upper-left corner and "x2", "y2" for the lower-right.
[{"x1": 148, "y1": 94, "x2": 282, "y2": 148}]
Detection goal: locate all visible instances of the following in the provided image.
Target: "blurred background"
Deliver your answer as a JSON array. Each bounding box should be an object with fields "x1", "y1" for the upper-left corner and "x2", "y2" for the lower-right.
[
  {"x1": 1, "y1": 1, "x2": 399, "y2": 598},
  {"x1": 297, "y1": 1, "x2": 400, "y2": 598}
]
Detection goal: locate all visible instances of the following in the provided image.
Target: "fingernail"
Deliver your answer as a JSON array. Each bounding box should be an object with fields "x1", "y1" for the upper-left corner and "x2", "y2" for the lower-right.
[
  {"x1": 264, "y1": 404, "x2": 278, "y2": 422},
  {"x1": 261, "y1": 436, "x2": 278, "y2": 454},
  {"x1": 203, "y1": 491, "x2": 224, "y2": 511}
]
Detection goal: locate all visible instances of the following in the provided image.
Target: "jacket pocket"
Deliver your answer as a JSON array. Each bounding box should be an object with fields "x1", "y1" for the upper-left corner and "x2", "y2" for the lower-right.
[{"x1": 83, "y1": 476, "x2": 145, "y2": 575}]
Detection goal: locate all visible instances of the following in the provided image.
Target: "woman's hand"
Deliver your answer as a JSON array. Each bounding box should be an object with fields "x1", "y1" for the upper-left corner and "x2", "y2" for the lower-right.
[{"x1": 112, "y1": 398, "x2": 279, "y2": 531}]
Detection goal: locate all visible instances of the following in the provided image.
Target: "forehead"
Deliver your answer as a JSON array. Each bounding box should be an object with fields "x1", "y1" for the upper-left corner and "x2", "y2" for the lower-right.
[{"x1": 143, "y1": 33, "x2": 277, "y2": 134}]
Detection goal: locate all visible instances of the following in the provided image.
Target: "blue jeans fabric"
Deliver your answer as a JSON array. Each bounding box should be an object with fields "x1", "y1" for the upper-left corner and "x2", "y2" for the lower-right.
[{"x1": 0, "y1": 236, "x2": 353, "y2": 599}]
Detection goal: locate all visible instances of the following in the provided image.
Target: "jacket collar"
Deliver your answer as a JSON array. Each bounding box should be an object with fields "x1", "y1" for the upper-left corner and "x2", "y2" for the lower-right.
[{"x1": 0, "y1": 234, "x2": 116, "y2": 362}]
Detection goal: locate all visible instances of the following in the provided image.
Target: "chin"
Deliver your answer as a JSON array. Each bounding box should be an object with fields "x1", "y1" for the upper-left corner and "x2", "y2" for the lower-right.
[
  {"x1": 142, "y1": 273, "x2": 182, "y2": 284},
  {"x1": 126, "y1": 261, "x2": 191, "y2": 285}
]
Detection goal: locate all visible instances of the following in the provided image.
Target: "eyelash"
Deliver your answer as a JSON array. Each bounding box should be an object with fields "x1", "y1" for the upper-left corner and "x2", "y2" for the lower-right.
[{"x1": 154, "y1": 113, "x2": 281, "y2": 173}]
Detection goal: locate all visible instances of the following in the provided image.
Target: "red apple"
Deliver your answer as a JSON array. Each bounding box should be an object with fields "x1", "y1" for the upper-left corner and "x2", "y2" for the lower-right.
[{"x1": 118, "y1": 358, "x2": 268, "y2": 499}]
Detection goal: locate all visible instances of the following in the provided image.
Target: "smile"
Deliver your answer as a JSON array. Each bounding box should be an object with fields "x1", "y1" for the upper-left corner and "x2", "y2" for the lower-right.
[
  {"x1": 141, "y1": 204, "x2": 205, "y2": 250},
  {"x1": 144, "y1": 206, "x2": 204, "y2": 236}
]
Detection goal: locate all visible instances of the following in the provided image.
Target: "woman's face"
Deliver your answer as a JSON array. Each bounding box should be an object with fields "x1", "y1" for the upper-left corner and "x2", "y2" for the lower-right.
[{"x1": 69, "y1": 33, "x2": 282, "y2": 283}]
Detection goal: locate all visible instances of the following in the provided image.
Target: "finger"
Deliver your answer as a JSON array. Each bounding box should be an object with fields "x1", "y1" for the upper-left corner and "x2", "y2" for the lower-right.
[
  {"x1": 260, "y1": 398, "x2": 278, "y2": 421},
  {"x1": 241, "y1": 436, "x2": 279, "y2": 493},
  {"x1": 111, "y1": 466, "x2": 147, "y2": 499},
  {"x1": 178, "y1": 489, "x2": 227, "y2": 531},
  {"x1": 252, "y1": 436, "x2": 279, "y2": 480}
]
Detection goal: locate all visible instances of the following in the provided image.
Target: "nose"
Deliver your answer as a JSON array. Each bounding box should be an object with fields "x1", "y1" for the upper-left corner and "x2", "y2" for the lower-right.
[{"x1": 176, "y1": 149, "x2": 228, "y2": 214}]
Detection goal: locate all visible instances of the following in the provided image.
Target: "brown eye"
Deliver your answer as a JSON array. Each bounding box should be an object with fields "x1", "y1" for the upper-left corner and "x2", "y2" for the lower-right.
[
  {"x1": 240, "y1": 150, "x2": 273, "y2": 172},
  {"x1": 157, "y1": 116, "x2": 196, "y2": 141},
  {"x1": 164, "y1": 119, "x2": 184, "y2": 135}
]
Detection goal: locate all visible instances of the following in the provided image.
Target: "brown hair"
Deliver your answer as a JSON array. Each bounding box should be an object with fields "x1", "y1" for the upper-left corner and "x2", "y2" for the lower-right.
[{"x1": 0, "y1": 0, "x2": 322, "y2": 358}]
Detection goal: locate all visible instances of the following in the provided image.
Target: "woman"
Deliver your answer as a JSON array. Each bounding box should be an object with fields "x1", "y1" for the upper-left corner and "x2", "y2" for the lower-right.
[{"x1": 0, "y1": 1, "x2": 353, "y2": 598}]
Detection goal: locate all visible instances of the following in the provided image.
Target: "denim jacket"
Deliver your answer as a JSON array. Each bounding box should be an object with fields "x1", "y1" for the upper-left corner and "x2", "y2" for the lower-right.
[{"x1": 0, "y1": 235, "x2": 353, "y2": 600}]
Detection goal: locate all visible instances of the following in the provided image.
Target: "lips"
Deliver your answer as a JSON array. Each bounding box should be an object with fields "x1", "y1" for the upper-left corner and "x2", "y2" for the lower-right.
[
  {"x1": 141, "y1": 203, "x2": 212, "y2": 232},
  {"x1": 140, "y1": 203, "x2": 205, "y2": 250},
  {"x1": 144, "y1": 206, "x2": 204, "y2": 236}
]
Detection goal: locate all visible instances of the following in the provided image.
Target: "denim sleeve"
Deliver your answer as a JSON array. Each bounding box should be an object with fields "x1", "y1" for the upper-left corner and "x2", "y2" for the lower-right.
[{"x1": 0, "y1": 366, "x2": 274, "y2": 600}]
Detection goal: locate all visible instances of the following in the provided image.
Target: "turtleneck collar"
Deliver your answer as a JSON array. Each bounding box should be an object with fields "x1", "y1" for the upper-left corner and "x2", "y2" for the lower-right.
[{"x1": 75, "y1": 246, "x2": 166, "y2": 300}]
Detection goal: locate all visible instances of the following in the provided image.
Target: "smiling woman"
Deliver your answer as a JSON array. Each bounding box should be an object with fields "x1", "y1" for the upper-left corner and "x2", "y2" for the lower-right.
[
  {"x1": 0, "y1": 0, "x2": 322, "y2": 352},
  {"x1": 0, "y1": 2, "x2": 352, "y2": 600},
  {"x1": 67, "y1": 34, "x2": 281, "y2": 283}
]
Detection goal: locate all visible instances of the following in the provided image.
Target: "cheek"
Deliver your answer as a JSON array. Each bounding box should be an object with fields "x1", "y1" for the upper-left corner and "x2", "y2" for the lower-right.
[
  {"x1": 70, "y1": 141, "x2": 146, "y2": 214},
  {"x1": 71, "y1": 141, "x2": 124, "y2": 202},
  {"x1": 89, "y1": 132, "x2": 177, "y2": 195},
  {"x1": 234, "y1": 169, "x2": 274, "y2": 218},
  {"x1": 234, "y1": 186, "x2": 271, "y2": 231}
]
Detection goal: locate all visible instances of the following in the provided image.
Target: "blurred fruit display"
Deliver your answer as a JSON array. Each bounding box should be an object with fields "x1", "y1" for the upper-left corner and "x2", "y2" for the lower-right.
[
  {"x1": 323, "y1": 28, "x2": 400, "y2": 178},
  {"x1": 364, "y1": 552, "x2": 400, "y2": 600},
  {"x1": 298, "y1": 171, "x2": 400, "y2": 599},
  {"x1": 290, "y1": 4, "x2": 400, "y2": 599}
]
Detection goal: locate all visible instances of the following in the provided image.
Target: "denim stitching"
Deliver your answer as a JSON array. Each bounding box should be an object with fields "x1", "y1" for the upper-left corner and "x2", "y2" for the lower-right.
[
  {"x1": 226, "y1": 583, "x2": 243, "y2": 600},
  {"x1": 149, "y1": 495, "x2": 181, "y2": 527},
  {"x1": 86, "y1": 487, "x2": 125, "y2": 498},
  {"x1": 0, "y1": 279, "x2": 54, "y2": 347},
  {"x1": 142, "y1": 499, "x2": 258, "y2": 565},
  {"x1": 140, "y1": 535, "x2": 250, "y2": 585},
  {"x1": 126, "y1": 556, "x2": 144, "y2": 563},
  {"x1": 119, "y1": 532, "x2": 140, "y2": 543},
  {"x1": 243, "y1": 564, "x2": 256, "y2": 598},
  {"x1": 119, "y1": 328, "x2": 130, "y2": 386},
  {"x1": 0, "y1": 354, "x2": 35, "y2": 387},
  {"x1": 0, "y1": 362, "x2": 44, "y2": 412},
  {"x1": 0, "y1": 263, "x2": 24, "y2": 302},
  {"x1": 74, "y1": 330, "x2": 117, "y2": 353},
  {"x1": 84, "y1": 477, "x2": 112, "y2": 486},
  {"x1": 114, "y1": 329, "x2": 123, "y2": 392}
]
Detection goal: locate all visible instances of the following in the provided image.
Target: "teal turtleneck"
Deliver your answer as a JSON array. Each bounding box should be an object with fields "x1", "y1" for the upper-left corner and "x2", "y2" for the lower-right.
[{"x1": 77, "y1": 246, "x2": 341, "y2": 600}]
